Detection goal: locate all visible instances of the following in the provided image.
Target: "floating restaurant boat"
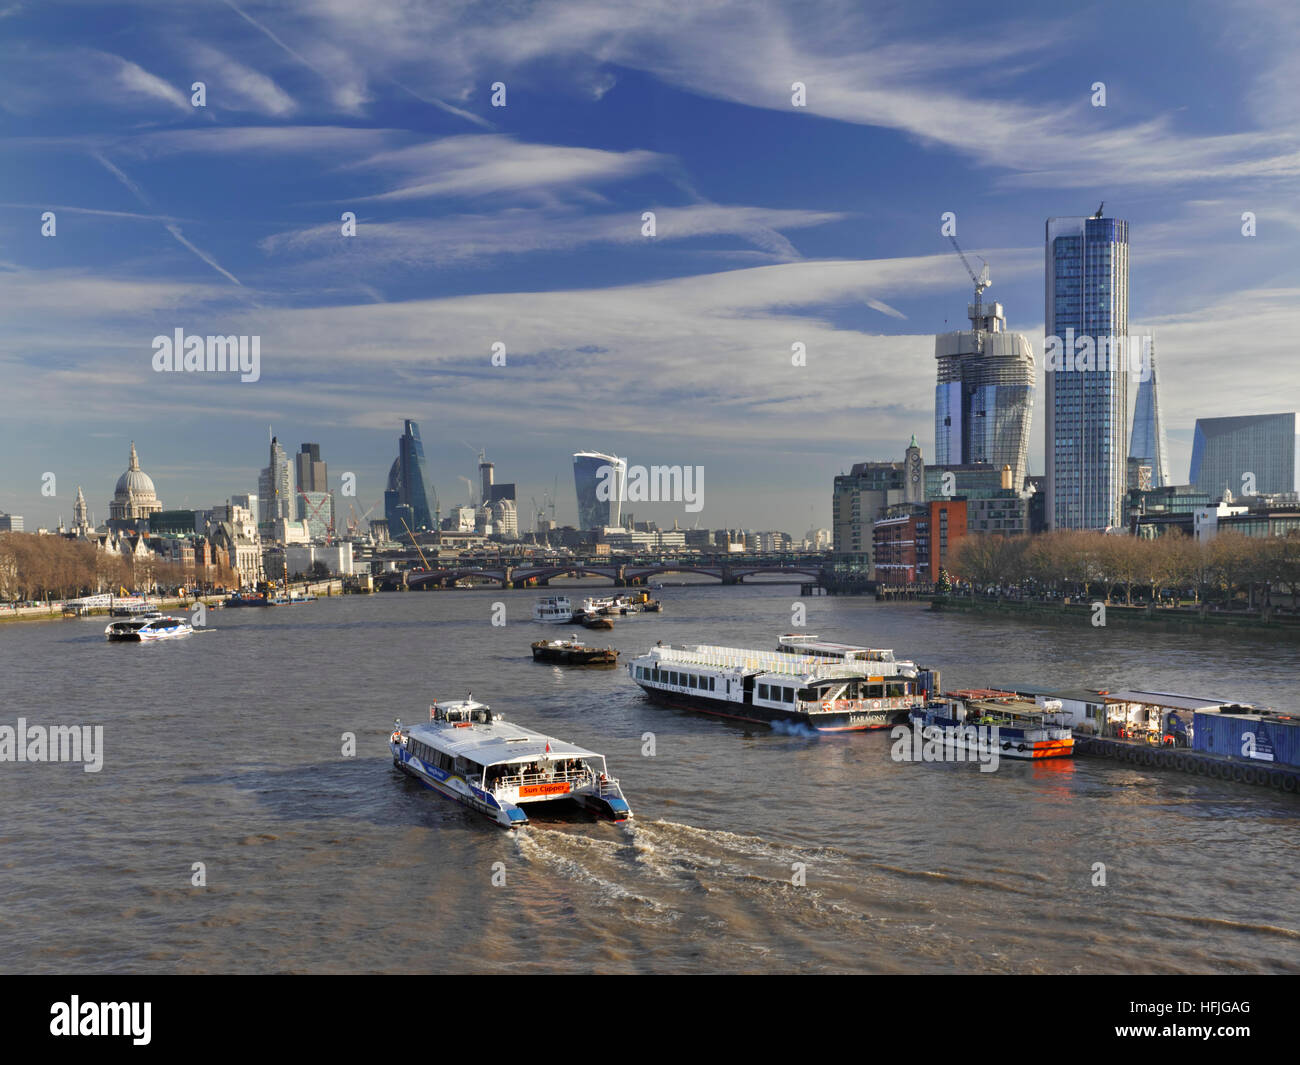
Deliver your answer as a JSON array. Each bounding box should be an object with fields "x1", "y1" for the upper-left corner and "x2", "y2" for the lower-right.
[
  {"x1": 627, "y1": 642, "x2": 938, "y2": 732},
  {"x1": 389, "y1": 699, "x2": 632, "y2": 828},
  {"x1": 104, "y1": 614, "x2": 194, "y2": 642},
  {"x1": 531, "y1": 637, "x2": 619, "y2": 666},
  {"x1": 533, "y1": 596, "x2": 574, "y2": 623},
  {"x1": 908, "y1": 690, "x2": 1074, "y2": 760}
]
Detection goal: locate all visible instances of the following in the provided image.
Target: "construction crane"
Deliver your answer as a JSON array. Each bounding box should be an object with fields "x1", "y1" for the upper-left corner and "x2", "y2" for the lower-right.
[
  {"x1": 948, "y1": 234, "x2": 992, "y2": 350},
  {"x1": 1094, "y1": 201, "x2": 1104, "y2": 219}
]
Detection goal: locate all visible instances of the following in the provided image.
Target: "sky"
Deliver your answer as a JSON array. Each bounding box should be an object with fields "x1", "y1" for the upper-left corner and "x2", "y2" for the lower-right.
[{"x1": 2, "y1": 0, "x2": 1299, "y2": 533}]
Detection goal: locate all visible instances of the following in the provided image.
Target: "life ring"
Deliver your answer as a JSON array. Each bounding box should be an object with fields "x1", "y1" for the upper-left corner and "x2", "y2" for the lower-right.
[
  {"x1": 871, "y1": 699, "x2": 882, "y2": 711},
  {"x1": 821, "y1": 701, "x2": 833, "y2": 712}
]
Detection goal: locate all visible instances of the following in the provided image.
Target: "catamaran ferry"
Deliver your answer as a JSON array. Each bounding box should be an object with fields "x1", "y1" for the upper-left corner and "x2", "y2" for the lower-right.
[
  {"x1": 389, "y1": 699, "x2": 632, "y2": 828},
  {"x1": 627, "y1": 643, "x2": 939, "y2": 732},
  {"x1": 104, "y1": 614, "x2": 193, "y2": 641},
  {"x1": 908, "y1": 690, "x2": 1074, "y2": 760}
]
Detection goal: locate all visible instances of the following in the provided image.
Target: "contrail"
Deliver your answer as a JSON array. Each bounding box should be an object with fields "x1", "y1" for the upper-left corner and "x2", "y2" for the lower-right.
[{"x1": 92, "y1": 152, "x2": 243, "y2": 286}]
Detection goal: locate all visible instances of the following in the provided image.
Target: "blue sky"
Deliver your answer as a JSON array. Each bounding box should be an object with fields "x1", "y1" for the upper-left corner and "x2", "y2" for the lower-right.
[{"x1": 3, "y1": 0, "x2": 1299, "y2": 532}]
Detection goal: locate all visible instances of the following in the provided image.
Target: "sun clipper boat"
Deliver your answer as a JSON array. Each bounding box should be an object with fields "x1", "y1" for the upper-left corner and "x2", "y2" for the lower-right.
[
  {"x1": 628, "y1": 642, "x2": 939, "y2": 732},
  {"x1": 908, "y1": 690, "x2": 1074, "y2": 760},
  {"x1": 389, "y1": 699, "x2": 632, "y2": 828},
  {"x1": 104, "y1": 613, "x2": 193, "y2": 641}
]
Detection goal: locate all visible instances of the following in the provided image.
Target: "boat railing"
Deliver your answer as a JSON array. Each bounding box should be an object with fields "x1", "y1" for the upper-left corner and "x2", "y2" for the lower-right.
[
  {"x1": 800, "y1": 696, "x2": 919, "y2": 714},
  {"x1": 493, "y1": 767, "x2": 593, "y2": 790}
]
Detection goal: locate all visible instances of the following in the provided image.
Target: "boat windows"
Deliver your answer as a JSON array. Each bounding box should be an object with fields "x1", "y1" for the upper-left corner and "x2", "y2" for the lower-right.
[
  {"x1": 757, "y1": 683, "x2": 768, "y2": 700},
  {"x1": 688, "y1": 674, "x2": 698, "y2": 689},
  {"x1": 782, "y1": 687, "x2": 795, "y2": 704}
]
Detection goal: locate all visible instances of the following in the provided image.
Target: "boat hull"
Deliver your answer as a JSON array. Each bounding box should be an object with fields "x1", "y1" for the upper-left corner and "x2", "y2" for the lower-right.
[
  {"x1": 635, "y1": 683, "x2": 902, "y2": 732},
  {"x1": 907, "y1": 711, "x2": 1074, "y2": 759}
]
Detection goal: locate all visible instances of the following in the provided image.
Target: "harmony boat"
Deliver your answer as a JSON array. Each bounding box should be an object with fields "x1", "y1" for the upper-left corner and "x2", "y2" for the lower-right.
[
  {"x1": 389, "y1": 699, "x2": 632, "y2": 828},
  {"x1": 104, "y1": 614, "x2": 193, "y2": 642},
  {"x1": 628, "y1": 642, "x2": 939, "y2": 732},
  {"x1": 533, "y1": 595, "x2": 574, "y2": 623},
  {"x1": 531, "y1": 636, "x2": 619, "y2": 666},
  {"x1": 908, "y1": 690, "x2": 1074, "y2": 760}
]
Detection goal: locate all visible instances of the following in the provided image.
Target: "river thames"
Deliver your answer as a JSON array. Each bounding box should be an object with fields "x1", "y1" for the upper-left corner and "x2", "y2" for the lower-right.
[{"x1": 2, "y1": 583, "x2": 1297, "y2": 973}]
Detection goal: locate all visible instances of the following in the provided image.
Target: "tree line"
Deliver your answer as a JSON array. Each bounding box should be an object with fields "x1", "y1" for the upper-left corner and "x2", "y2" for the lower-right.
[
  {"x1": 0, "y1": 533, "x2": 236, "y2": 602},
  {"x1": 949, "y1": 530, "x2": 1300, "y2": 609}
]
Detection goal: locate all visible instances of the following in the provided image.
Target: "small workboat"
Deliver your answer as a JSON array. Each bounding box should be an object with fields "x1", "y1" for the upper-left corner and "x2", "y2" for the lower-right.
[
  {"x1": 908, "y1": 691, "x2": 1074, "y2": 760},
  {"x1": 390, "y1": 699, "x2": 632, "y2": 828},
  {"x1": 532, "y1": 636, "x2": 619, "y2": 665},
  {"x1": 580, "y1": 614, "x2": 614, "y2": 630}
]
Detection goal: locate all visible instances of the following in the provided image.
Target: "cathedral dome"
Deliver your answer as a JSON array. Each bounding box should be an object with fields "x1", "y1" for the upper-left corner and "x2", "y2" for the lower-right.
[{"x1": 109, "y1": 442, "x2": 162, "y2": 521}]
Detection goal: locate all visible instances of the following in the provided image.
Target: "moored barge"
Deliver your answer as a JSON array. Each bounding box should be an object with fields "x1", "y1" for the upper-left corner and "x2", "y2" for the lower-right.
[{"x1": 531, "y1": 637, "x2": 619, "y2": 665}]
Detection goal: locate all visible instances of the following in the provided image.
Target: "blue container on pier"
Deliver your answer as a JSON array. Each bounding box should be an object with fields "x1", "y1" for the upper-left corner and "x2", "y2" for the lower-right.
[{"x1": 1191, "y1": 709, "x2": 1300, "y2": 768}]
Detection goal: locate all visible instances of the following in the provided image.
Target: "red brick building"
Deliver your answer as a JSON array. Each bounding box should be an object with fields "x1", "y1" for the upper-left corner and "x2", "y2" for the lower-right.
[{"x1": 872, "y1": 500, "x2": 966, "y2": 584}]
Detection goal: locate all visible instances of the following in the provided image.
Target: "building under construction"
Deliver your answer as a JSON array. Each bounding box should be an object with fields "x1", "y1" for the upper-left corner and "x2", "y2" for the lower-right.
[{"x1": 934, "y1": 238, "x2": 1035, "y2": 491}]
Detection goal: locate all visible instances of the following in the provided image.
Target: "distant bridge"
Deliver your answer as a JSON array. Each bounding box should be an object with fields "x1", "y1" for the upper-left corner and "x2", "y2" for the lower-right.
[{"x1": 392, "y1": 554, "x2": 832, "y2": 590}]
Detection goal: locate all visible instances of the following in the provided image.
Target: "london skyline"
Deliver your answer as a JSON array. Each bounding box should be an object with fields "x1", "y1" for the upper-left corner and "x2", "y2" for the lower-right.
[{"x1": 4, "y1": 0, "x2": 1300, "y2": 532}]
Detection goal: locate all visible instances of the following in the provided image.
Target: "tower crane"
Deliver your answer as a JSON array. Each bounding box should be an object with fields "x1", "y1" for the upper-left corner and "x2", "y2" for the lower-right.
[{"x1": 948, "y1": 234, "x2": 992, "y2": 350}]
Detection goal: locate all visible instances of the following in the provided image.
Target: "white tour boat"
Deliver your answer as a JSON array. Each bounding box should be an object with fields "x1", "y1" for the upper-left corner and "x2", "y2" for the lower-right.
[
  {"x1": 533, "y1": 596, "x2": 574, "y2": 623},
  {"x1": 389, "y1": 699, "x2": 632, "y2": 828},
  {"x1": 104, "y1": 613, "x2": 194, "y2": 642},
  {"x1": 627, "y1": 642, "x2": 940, "y2": 732}
]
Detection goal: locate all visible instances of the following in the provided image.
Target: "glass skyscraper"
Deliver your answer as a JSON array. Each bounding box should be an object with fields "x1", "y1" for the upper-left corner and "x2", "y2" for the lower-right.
[
  {"x1": 1189, "y1": 412, "x2": 1296, "y2": 500},
  {"x1": 934, "y1": 300, "x2": 1034, "y2": 490},
  {"x1": 573, "y1": 450, "x2": 626, "y2": 530},
  {"x1": 1045, "y1": 215, "x2": 1130, "y2": 529},
  {"x1": 258, "y1": 432, "x2": 293, "y2": 538},
  {"x1": 384, "y1": 419, "x2": 434, "y2": 534},
  {"x1": 1128, "y1": 340, "x2": 1170, "y2": 489}
]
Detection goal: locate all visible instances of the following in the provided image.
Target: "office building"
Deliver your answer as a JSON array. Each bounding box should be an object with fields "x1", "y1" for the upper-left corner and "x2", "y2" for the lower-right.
[
  {"x1": 1128, "y1": 340, "x2": 1170, "y2": 488},
  {"x1": 1045, "y1": 213, "x2": 1130, "y2": 529},
  {"x1": 384, "y1": 419, "x2": 435, "y2": 533},
  {"x1": 935, "y1": 301, "x2": 1034, "y2": 491},
  {"x1": 258, "y1": 433, "x2": 294, "y2": 538},
  {"x1": 1189, "y1": 412, "x2": 1296, "y2": 501},
  {"x1": 573, "y1": 451, "x2": 626, "y2": 530}
]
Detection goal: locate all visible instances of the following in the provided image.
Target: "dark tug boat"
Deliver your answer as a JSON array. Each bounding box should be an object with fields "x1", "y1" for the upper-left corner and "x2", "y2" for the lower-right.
[
  {"x1": 531, "y1": 636, "x2": 619, "y2": 666},
  {"x1": 627, "y1": 642, "x2": 938, "y2": 732}
]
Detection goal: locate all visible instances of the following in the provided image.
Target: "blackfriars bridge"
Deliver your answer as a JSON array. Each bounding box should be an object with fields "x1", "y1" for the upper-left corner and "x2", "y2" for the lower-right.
[{"x1": 375, "y1": 554, "x2": 835, "y2": 590}]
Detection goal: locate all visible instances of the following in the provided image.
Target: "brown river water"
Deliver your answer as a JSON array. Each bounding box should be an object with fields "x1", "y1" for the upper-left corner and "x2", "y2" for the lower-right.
[{"x1": 1, "y1": 583, "x2": 1297, "y2": 973}]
